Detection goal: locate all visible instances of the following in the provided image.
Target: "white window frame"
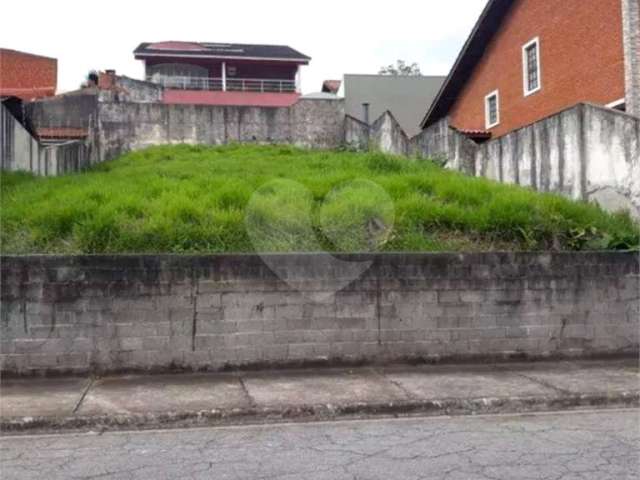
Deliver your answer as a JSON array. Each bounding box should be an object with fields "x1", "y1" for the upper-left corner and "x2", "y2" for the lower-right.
[
  {"x1": 485, "y1": 90, "x2": 500, "y2": 129},
  {"x1": 522, "y1": 37, "x2": 542, "y2": 96}
]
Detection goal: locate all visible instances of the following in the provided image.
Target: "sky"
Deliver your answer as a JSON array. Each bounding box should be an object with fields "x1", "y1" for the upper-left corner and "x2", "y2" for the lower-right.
[{"x1": 1, "y1": 0, "x2": 487, "y2": 94}]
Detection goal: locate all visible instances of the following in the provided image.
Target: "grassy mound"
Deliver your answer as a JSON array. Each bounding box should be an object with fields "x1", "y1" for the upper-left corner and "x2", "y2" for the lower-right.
[{"x1": 1, "y1": 144, "x2": 638, "y2": 254}]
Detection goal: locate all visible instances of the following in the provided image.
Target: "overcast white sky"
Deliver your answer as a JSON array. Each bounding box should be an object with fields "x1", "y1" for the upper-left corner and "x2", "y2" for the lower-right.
[{"x1": 1, "y1": 0, "x2": 487, "y2": 94}]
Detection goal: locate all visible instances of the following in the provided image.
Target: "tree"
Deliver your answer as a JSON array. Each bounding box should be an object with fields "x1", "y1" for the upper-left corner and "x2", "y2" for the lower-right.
[{"x1": 378, "y1": 60, "x2": 421, "y2": 76}]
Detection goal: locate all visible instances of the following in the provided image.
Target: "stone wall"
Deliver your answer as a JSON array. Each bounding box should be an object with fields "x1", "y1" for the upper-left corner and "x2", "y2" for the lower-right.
[{"x1": 1, "y1": 252, "x2": 637, "y2": 375}]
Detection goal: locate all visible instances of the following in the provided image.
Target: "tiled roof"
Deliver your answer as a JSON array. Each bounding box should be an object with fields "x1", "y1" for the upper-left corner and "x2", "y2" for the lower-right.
[
  {"x1": 134, "y1": 42, "x2": 310, "y2": 63},
  {"x1": 457, "y1": 128, "x2": 491, "y2": 139},
  {"x1": 37, "y1": 127, "x2": 88, "y2": 139},
  {"x1": 162, "y1": 90, "x2": 301, "y2": 107}
]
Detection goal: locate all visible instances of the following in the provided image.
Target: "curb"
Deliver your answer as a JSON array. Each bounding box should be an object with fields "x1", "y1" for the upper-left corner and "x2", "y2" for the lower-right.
[{"x1": 2, "y1": 391, "x2": 638, "y2": 435}]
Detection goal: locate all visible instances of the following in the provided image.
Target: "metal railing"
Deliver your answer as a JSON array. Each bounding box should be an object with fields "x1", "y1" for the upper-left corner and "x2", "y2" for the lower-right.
[{"x1": 146, "y1": 76, "x2": 297, "y2": 93}]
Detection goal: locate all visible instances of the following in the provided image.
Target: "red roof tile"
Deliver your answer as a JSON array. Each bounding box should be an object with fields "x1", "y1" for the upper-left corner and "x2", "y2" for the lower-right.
[
  {"x1": 37, "y1": 127, "x2": 88, "y2": 139},
  {"x1": 457, "y1": 128, "x2": 491, "y2": 139}
]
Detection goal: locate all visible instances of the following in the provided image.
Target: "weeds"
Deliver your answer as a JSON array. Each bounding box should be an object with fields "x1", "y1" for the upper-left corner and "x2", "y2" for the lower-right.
[{"x1": 1, "y1": 144, "x2": 637, "y2": 254}]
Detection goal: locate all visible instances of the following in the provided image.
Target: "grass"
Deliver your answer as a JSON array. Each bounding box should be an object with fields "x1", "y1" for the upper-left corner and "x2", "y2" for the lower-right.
[{"x1": 1, "y1": 144, "x2": 638, "y2": 254}]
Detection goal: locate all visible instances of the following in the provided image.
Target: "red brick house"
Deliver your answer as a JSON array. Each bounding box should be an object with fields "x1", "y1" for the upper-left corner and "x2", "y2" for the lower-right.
[
  {"x1": 420, "y1": 0, "x2": 639, "y2": 139},
  {"x1": 0, "y1": 48, "x2": 57, "y2": 100},
  {"x1": 134, "y1": 41, "x2": 310, "y2": 107}
]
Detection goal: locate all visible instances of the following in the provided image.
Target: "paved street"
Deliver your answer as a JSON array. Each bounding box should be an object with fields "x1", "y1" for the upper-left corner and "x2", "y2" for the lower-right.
[{"x1": 1, "y1": 409, "x2": 638, "y2": 480}]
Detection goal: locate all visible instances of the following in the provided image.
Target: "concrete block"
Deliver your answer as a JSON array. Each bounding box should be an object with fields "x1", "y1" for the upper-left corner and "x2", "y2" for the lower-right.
[{"x1": 119, "y1": 337, "x2": 143, "y2": 351}]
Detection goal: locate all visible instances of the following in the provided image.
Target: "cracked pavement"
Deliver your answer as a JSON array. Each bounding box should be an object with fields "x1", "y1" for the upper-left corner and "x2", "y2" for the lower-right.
[
  {"x1": 1, "y1": 409, "x2": 638, "y2": 479},
  {"x1": 2, "y1": 360, "x2": 638, "y2": 427}
]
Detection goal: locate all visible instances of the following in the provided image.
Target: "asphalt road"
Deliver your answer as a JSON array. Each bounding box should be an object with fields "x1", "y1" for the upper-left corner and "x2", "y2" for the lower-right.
[{"x1": 1, "y1": 409, "x2": 638, "y2": 480}]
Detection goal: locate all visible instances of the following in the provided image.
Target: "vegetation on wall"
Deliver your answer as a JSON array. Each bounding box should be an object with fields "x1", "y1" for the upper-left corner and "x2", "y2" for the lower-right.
[{"x1": 1, "y1": 144, "x2": 638, "y2": 254}]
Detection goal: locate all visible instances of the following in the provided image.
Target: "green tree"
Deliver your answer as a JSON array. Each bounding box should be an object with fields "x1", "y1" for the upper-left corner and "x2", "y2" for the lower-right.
[{"x1": 378, "y1": 60, "x2": 421, "y2": 76}]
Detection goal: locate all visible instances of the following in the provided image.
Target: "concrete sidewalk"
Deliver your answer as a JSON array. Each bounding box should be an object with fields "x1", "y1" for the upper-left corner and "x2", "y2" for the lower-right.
[{"x1": 1, "y1": 359, "x2": 638, "y2": 433}]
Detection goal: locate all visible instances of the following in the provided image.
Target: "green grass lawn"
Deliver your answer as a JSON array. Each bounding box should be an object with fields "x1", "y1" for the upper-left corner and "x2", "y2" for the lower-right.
[{"x1": 1, "y1": 144, "x2": 638, "y2": 254}]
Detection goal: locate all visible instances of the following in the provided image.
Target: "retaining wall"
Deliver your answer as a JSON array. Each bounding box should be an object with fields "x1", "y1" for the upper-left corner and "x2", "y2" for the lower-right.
[
  {"x1": 94, "y1": 98, "x2": 345, "y2": 163},
  {"x1": 1, "y1": 252, "x2": 638, "y2": 375},
  {"x1": 1, "y1": 104, "x2": 93, "y2": 175},
  {"x1": 410, "y1": 104, "x2": 640, "y2": 217}
]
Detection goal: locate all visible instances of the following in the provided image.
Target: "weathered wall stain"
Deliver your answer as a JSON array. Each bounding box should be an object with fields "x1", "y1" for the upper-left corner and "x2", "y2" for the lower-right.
[{"x1": 1, "y1": 252, "x2": 638, "y2": 375}]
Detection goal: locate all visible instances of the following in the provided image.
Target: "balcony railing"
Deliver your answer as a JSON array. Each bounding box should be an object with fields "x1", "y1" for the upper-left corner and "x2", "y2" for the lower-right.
[{"x1": 146, "y1": 75, "x2": 297, "y2": 93}]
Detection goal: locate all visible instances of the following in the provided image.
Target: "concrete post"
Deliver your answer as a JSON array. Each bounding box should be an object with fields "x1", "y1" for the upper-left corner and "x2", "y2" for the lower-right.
[
  {"x1": 222, "y1": 62, "x2": 227, "y2": 92},
  {"x1": 362, "y1": 102, "x2": 370, "y2": 126},
  {"x1": 622, "y1": 0, "x2": 640, "y2": 117}
]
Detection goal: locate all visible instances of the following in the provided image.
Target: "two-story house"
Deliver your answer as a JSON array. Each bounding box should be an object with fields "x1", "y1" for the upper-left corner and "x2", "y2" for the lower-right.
[{"x1": 134, "y1": 41, "x2": 311, "y2": 107}]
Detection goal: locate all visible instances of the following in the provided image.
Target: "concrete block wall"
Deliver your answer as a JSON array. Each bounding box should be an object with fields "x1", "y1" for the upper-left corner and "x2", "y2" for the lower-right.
[{"x1": 1, "y1": 252, "x2": 638, "y2": 375}]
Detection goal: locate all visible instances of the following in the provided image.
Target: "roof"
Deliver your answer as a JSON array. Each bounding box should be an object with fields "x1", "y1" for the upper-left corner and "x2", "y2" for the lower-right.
[
  {"x1": 134, "y1": 41, "x2": 311, "y2": 64},
  {"x1": 343, "y1": 74, "x2": 446, "y2": 137},
  {"x1": 0, "y1": 86, "x2": 56, "y2": 99},
  {"x1": 457, "y1": 128, "x2": 492, "y2": 140},
  {"x1": 36, "y1": 127, "x2": 88, "y2": 140},
  {"x1": 0, "y1": 48, "x2": 57, "y2": 62},
  {"x1": 162, "y1": 90, "x2": 301, "y2": 107},
  {"x1": 420, "y1": 0, "x2": 516, "y2": 129}
]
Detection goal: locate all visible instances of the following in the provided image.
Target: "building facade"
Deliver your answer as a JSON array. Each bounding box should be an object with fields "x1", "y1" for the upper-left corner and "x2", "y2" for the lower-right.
[
  {"x1": 0, "y1": 48, "x2": 57, "y2": 100},
  {"x1": 133, "y1": 41, "x2": 310, "y2": 107},
  {"x1": 421, "y1": 0, "x2": 639, "y2": 139}
]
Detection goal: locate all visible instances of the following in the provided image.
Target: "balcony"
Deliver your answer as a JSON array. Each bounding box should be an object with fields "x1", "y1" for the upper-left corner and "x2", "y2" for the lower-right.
[{"x1": 146, "y1": 75, "x2": 297, "y2": 93}]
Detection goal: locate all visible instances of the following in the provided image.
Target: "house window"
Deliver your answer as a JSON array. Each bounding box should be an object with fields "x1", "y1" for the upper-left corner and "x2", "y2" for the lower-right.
[
  {"x1": 485, "y1": 90, "x2": 500, "y2": 129},
  {"x1": 522, "y1": 37, "x2": 541, "y2": 95}
]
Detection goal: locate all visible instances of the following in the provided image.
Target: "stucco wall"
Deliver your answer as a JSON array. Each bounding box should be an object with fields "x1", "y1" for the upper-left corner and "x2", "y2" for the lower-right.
[
  {"x1": 26, "y1": 91, "x2": 98, "y2": 130},
  {"x1": 1, "y1": 103, "x2": 93, "y2": 175},
  {"x1": 98, "y1": 76, "x2": 164, "y2": 104},
  {"x1": 344, "y1": 115, "x2": 370, "y2": 150},
  {"x1": 405, "y1": 104, "x2": 640, "y2": 218},
  {"x1": 622, "y1": 0, "x2": 640, "y2": 116},
  {"x1": 94, "y1": 98, "x2": 345, "y2": 162},
  {"x1": 2, "y1": 252, "x2": 637, "y2": 375},
  {"x1": 412, "y1": 118, "x2": 477, "y2": 174},
  {"x1": 370, "y1": 111, "x2": 410, "y2": 156}
]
